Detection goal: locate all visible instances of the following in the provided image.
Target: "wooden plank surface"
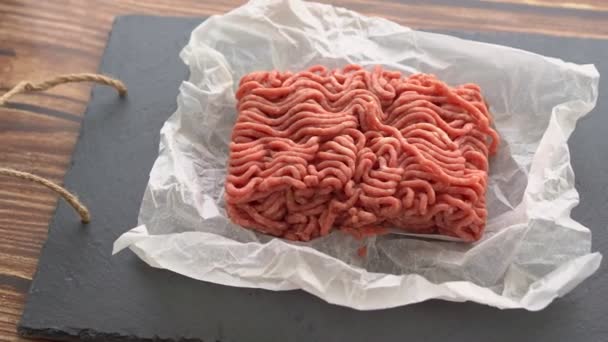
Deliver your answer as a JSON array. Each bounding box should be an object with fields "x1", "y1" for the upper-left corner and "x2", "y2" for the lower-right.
[{"x1": 0, "y1": 1, "x2": 606, "y2": 341}]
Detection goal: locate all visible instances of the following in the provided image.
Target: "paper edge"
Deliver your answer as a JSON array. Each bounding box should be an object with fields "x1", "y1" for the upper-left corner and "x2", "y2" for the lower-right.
[{"x1": 113, "y1": 229, "x2": 602, "y2": 310}]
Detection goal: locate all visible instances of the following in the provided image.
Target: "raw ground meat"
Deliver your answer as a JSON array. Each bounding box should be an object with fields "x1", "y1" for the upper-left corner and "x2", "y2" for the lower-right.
[{"x1": 225, "y1": 64, "x2": 499, "y2": 242}]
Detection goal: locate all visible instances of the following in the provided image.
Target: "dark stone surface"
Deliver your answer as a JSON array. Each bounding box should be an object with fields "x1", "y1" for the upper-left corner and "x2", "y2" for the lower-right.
[{"x1": 18, "y1": 15, "x2": 608, "y2": 342}]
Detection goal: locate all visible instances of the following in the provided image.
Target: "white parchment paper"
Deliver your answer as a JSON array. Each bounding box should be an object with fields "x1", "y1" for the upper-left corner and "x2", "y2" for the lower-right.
[{"x1": 113, "y1": 0, "x2": 602, "y2": 310}]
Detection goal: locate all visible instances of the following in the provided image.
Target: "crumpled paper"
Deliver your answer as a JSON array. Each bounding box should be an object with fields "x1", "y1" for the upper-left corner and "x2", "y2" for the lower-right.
[{"x1": 113, "y1": 0, "x2": 602, "y2": 310}]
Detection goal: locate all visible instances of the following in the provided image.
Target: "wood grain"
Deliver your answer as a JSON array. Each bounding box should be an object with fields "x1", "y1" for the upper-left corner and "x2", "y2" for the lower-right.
[
  {"x1": 482, "y1": 0, "x2": 608, "y2": 11},
  {"x1": 0, "y1": 1, "x2": 605, "y2": 341}
]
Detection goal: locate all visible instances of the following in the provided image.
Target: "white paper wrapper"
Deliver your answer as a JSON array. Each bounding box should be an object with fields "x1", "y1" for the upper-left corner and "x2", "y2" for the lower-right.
[{"x1": 113, "y1": 0, "x2": 602, "y2": 310}]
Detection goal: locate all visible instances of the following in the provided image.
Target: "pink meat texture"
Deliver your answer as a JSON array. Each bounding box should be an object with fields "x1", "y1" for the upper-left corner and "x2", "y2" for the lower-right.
[{"x1": 225, "y1": 64, "x2": 500, "y2": 242}]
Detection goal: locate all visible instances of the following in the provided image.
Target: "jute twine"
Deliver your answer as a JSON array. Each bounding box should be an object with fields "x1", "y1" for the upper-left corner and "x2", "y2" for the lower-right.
[
  {"x1": 0, "y1": 73, "x2": 127, "y2": 106},
  {"x1": 0, "y1": 73, "x2": 128, "y2": 223}
]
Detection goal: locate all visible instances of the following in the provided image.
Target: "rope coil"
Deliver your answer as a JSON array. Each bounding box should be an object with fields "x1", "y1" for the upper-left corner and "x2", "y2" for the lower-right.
[{"x1": 1, "y1": 73, "x2": 127, "y2": 223}]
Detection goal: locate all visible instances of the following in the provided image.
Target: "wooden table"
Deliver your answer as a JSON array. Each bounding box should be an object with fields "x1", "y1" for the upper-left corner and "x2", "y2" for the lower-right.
[{"x1": 0, "y1": 1, "x2": 606, "y2": 341}]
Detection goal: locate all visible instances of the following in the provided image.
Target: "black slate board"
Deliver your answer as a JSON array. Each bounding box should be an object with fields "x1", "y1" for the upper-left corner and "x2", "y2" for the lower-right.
[{"x1": 19, "y1": 15, "x2": 608, "y2": 342}]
